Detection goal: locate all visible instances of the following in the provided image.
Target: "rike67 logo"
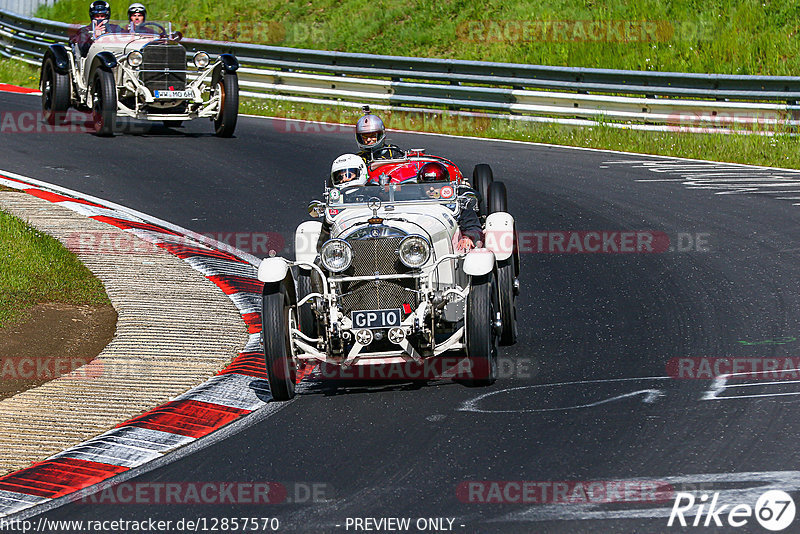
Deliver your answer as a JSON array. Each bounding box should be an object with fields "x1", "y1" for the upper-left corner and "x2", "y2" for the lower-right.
[{"x1": 668, "y1": 490, "x2": 796, "y2": 531}]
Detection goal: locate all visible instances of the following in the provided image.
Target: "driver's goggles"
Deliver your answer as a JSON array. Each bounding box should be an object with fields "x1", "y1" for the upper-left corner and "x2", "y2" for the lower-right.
[{"x1": 334, "y1": 169, "x2": 360, "y2": 182}]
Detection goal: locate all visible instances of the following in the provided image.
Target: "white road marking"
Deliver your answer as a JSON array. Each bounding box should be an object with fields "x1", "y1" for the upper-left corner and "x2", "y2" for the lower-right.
[
  {"x1": 492, "y1": 471, "x2": 800, "y2": 523},
  {"x1": 459, "y1": 377, "x2": 669, "y2": 413}
]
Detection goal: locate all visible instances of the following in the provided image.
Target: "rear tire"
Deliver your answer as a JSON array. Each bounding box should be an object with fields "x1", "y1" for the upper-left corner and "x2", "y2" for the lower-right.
[
  {"x1": 214, "y1": 73, "x2": 238, "y2": 137},
  {"x1": 262, "y1": 281, "x2": 297, "y2": 401},
  {"x1": 472, "y1": 164, "x2": 493, "y2": 217},
  {"x1": 464, "y1": 274, "x2": 498, "y2": 386},
  {"x1": 487, "y1": 181, "x2": 507, "y2": 214},
  {"x1": 91, "y1": 69, "x2": 116, "y2": 137},
  {"x1": 41, "y1": 58, "x2": 70, "y2": 126},
  {"x1": 496, "y1": 260, "x2": 517, "y2": 345}
]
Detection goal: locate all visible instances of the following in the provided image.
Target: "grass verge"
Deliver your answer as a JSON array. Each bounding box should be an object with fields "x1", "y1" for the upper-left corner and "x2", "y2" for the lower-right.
[
  {"x1": 241, "y1": 98, "x2": 800, "y2": 169},
  {"x1": 0, "y1": 58, "x2": 40, "y2": 90},
  {"x1": 0, "y1": 209, "x2": 110, "y2": 327}
]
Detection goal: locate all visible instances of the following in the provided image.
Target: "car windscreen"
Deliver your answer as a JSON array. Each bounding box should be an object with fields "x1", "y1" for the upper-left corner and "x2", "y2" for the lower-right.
[{"x1": 327, "y1": 182, "x2": 459, "y2": 206}]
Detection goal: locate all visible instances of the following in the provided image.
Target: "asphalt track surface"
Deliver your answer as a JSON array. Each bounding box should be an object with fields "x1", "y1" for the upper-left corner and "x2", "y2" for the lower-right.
[{"x1": 3, "y1": 91, "x2": 800, "y2": 533}]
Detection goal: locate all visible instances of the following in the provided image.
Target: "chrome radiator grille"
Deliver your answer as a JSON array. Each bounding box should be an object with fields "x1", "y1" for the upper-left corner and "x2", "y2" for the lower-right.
[
  {"x1": 338, "y1": 237, "x2": 419, "y2": 313},
  {"x1": 140, "y1": 43, "x2": 186, "y2": 92}
]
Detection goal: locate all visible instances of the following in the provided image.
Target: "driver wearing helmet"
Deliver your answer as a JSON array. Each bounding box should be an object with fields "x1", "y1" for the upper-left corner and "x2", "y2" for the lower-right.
[
  {"x1": 126, "y1": 3, "x2": 156, "y2": 33},
  {"x1": 70, "y1": 1, "x2": 123, "y2": 56},
  {"x1": 417, "y1": 161, "x2": 482, "y2": 253},
  {"x1": 317, "y1": 154, "x2": 370, "y2": 249},
  {"x1": 355, "y1": 106, "x2": 404, "y2": 163},
  {"x1": 329, "y1": 153, "x2": 368, "y2": 189}
]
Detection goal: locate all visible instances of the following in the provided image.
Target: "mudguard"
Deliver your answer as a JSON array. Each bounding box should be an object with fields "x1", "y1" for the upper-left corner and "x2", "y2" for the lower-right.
[
  {"x1": 258, "y1": 257, "x2": 290, "y2": 283},
  {"x1": 90, "y1": 51, "x2": 118, "y2": 73},
  {"x1": 44, "y1": 44, "x2": 70, "y2": 74},
  {"x1": 211, "y1": 54, "x2": 239, "y2": 88},
  {"x1": 295, "y1": 221, "x2": 322, "y2": 267},
  {"x1": 484, "y1": 212, "x2": 515, "y2": 262},
  {"x1": 463, "y1": 249, "x2": 495, "y2": 277}
]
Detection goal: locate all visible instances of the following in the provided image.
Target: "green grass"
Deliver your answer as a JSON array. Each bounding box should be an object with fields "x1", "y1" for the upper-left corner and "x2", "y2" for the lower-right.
[
  {"x1": 0, "y1": 58, "x2": 39, "y2": 90},
  {"x1": 0, "y1": 210, "x2": 110, "y2": 327},
  {"x1": 35, "y1": 0, "x2": 800, "y2": 75},
  {"x1": 242, "y1": 98, "x2": 800, "y2": 169}
]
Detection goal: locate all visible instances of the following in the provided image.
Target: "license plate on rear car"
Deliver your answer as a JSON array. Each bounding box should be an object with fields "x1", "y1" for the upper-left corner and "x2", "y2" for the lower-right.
[
  {"x1": 351, "y1": 309, "x2": 402, "y2": 329},
  {"x1": 154, "y1": 90, "x2": 192, "y2": 99}
]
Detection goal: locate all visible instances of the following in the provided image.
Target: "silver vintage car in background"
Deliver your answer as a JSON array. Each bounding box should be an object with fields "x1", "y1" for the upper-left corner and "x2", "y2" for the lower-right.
[
  {"x1": 40, "y1": 22, "x2": 239, "y2": 137},
  {"x1": 258, "y1": 164, "x2": 519, "y2": 401}
]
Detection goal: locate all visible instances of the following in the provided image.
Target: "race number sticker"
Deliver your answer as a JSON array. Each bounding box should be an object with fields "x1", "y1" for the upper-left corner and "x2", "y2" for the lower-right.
[{"x1": 440, "y1": 186, "x2": 454, "y2": 199}]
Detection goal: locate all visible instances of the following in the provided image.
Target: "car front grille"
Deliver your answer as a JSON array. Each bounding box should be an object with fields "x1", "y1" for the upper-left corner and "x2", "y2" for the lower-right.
[
  {"x1": 140, "y1": 43, "x2": 186, "y2": 92},
  {"x1": 338, "y1": 237, "x2": 419, "y2": 313}
]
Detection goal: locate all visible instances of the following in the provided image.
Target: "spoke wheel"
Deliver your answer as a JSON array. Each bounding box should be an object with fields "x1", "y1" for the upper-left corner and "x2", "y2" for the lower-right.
[
  {"x1": 213, "y1": 73, "x2": 239, "y2": 137},
  {"x1": 41, "y1": 59, "x2": 69, "y2": 126}
]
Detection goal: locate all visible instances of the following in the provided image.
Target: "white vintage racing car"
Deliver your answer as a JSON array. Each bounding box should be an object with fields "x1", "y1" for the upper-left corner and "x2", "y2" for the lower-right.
[
  {"x1": 258, "y1": 162, "x2": 520, "y2": 400},
  {"x1": 40, "y1": 22, "x2": 239, "y2": 136}
]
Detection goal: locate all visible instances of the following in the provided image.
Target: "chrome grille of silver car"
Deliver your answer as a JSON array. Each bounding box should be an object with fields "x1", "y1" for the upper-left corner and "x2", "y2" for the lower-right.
[
  {"x1": 339, "y1": 237, "x2": 419, "y2": 313},
  {"x1": 140, "y1": 43, "x2": 186, "y2": 92}
]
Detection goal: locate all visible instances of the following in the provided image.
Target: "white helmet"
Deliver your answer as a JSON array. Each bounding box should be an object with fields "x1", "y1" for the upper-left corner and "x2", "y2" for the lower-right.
[
  {"x1": 355, "y1": 112, "x2": 385, "y2": 151},
  {"x1": 330, "y1": 154, "x2": 368, "y2": 188},
  {"x1": 128, "y1": 2, "x2": 146, "y2": 19}
]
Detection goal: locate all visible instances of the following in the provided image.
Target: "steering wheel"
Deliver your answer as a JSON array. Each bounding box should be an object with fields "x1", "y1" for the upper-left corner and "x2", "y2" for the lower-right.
[{"x1": 140, "y1": 21, "x2": 167, "y2": 37}]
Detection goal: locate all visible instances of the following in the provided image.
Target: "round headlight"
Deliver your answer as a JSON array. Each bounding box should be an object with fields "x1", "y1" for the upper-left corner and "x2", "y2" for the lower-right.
[
  {"x1": 398, "y1": 235, "x2": 431, "y2": 268},
  {"x1": 321, "y1": 239, "x2": 353, "y2": 273},
  {"x1": 193, "y1": 52, "x2": 210, "y2": 69},
  {"x1": 127, "y1": 50, "x2": 143, "y2": 67}
]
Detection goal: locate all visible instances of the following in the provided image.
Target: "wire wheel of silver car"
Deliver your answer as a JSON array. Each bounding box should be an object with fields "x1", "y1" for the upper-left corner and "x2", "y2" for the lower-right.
[
  {"x1": 41, "y1": 58, "x2": 70, "y2": 126},
  {"x1": 488, "y1": 181, "x2": 518, "y2": 345},
  {"x1": 213, "y1": 73, "x2": 239, "y2": 138},
  {"x1": 91, "y1": 69, "x2": 116, "y2": 137},
  {"x1": 262, "y1": 281, "x2": 297, "y2": 401},
  {"x1": 464, "y1": 273, "x2": 499, "y2": 386},
  {"x1": 295, "y1": 269, "x2": 318, "y2": 338}
]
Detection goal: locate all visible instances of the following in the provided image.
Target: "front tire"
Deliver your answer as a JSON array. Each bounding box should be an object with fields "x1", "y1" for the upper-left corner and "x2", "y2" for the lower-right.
[
  {"x1": 464, "y1": 274, "x2": 498, "y2": 386},
  {"x1": 213, "y1": 73, "x2": 239, "y2": 137},
  {"x1": 91, "y1": 69, "x2": 116, "y2": 137},
  {"x1": 487, "y1": 181, "x2": 507, "y2": 214},
  {"x1": 262, "y1": 281, "x2": 297, "y2": 401},
  {"x1": 41, "y1": 58, "x2": 70, "y2": 126}
]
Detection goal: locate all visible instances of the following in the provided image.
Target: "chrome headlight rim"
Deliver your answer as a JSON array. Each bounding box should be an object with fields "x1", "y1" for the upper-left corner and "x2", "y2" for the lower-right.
[
  {"x1": 126, "y1": 50, "x2": 143, "y2": 67},
  {"x1": 398, "y1": 235, "x2": 431, "y2": 269},
  {"x1": 320, "y1": 238, "x2": 353, "y2": 273},
  {"x1": 193, "y1": 51, "x2": 210, "y2": 69}
]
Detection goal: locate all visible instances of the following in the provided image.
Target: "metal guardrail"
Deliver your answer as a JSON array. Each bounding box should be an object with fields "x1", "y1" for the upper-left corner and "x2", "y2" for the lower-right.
[{"x1": 2, "y1": 7, "x2": 799, "y2": 133}]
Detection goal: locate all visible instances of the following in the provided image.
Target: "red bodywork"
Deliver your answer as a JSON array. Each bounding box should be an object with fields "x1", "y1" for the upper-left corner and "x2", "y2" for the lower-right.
[{"x1": 366, "y1": 151, "x2": 465, "y2": 185}]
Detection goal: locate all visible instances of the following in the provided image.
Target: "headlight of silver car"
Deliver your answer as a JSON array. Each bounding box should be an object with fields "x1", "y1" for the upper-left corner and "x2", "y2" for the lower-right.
[
  {"x1": 398, "y1": 235, "x2": 431, "y2": 268},
  {"x1": 193, "y1": 52, "x2": 210, "y2": 69},
  {"x1": 127, "y1": 50, "x2": 143, "y2": 67},
  {"x1": 321, "y1": 239, "x2": 353, "y2": 273}
]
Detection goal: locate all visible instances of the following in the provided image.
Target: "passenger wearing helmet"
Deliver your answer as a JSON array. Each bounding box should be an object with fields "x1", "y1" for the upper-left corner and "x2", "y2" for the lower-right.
[
  {"x1": 330, "y1": 153, "x2": 368, "y2": 189},
  {"x1": 70, "y1": 1, "x2": 123, "y2": 56},
  {"x1": 126, "y1": 3, "x2": 156, "y2": 34},
  {"x1": 417, "y1": 161, "x2": 482, "y2": 253},
  {"x1": 355, "y1": 106, "x2": 404, "y2": 163}
]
